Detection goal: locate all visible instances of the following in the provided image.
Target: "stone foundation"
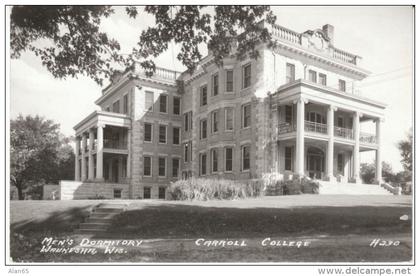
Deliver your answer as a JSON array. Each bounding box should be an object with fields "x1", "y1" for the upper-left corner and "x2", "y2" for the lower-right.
[{"x1": 60, "y1": 180, "x2": 129, "y2": 200}]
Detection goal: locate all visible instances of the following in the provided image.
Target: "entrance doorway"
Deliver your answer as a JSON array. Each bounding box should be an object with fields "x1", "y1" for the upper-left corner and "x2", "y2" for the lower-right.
[{"x1": 307, "y1": 147, "x2": 324, "y2": 179}]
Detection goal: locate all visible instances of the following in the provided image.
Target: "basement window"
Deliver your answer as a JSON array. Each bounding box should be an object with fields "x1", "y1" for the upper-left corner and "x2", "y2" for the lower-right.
[{"x1": 113, "y1": 189, "x2": 122, "y2": 199}]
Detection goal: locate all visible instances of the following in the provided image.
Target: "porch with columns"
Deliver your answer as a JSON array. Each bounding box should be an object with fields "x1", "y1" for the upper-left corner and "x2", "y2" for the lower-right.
[
  {"x1": 73, "y1": 111, "x2": 132, "y2": 184},
  {"x1": 274, "y1": 97, "x2": 383, "y2": 184}
]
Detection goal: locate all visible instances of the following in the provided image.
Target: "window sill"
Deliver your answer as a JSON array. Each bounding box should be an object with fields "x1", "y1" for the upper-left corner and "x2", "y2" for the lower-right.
[
  {"x1": 225, "y1": 129, "x2": 234, "y2": 132},
  {"x1": 158, "y1": 142, "x2": 167, "y2": 145},
  {"x1": 242, "y1": 126, "x2": 251, "y2": 130},
  {"x1": 143, "y1": 175, "x2": 152, "y2": 178}
]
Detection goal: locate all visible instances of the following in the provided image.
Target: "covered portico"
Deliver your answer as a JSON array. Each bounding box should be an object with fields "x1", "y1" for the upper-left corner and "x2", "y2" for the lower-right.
[
  {"x1": 271, "y1": 79, "x2": 386, "y2": 183},
  {"x1": 74, "y1": 111, "x2": 131, "y2": 183}
]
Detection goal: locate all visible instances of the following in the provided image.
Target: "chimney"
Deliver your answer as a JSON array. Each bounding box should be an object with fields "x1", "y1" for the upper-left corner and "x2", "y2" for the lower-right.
[{"x1": 322, "y1": 24, "x2": 334, "y2": 43}]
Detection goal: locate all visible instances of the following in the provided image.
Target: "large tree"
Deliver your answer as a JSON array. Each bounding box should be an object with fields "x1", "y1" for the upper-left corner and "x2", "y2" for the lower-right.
[
  {"x1": 398, "y1": 129, "x2": 412, "y2": 172},
  {"x1": 10, "y1": 115, "x2": 74, "y2": 200},
  {"x1": 10, "y1": 5, "x2": 276, "y2": 85}
]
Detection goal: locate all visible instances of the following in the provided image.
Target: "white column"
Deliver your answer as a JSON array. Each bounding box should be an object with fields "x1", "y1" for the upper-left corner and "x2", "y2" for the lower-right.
[
  {"x1": 353, "y1": 112, "x2": 361, "y2": 183},
  {"x1": 295, "y1": 98, "x2": 306, "y2": 176},
  {"x1": 96, "y1": 124, "x2": 104, "y2": 181},
  {"x1": 272, "y1": 106, "x2": 280, "y2": 174},
  {"x1": 88, "y1": 129, "x2": 94, "y2": 180},
  {"x1": 327, "y1": 105, "x2": 336, "y2": 181},
  {"x1": 75, "y1": 136, "x2": 80, "y2": 181},
  {"x1": 375, "y1": 118, "x2": 383, "y2": 184},
  {"x1": 81, "y1": 134, "x2": 87, "y2": 181},
  {"x1": 127, "y1": 128, "x2": 131, "y2": 179}
]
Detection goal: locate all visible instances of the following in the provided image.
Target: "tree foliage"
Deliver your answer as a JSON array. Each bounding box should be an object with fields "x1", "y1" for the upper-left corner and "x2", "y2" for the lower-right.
[
  {"x1": 398, "y1": 129, "x2": 412, "y2": 172},
  {"x1": 360, "y1": 161, "x2": 395, "y2": 184},
  {"x1": 10, "y1": 115, "x2": 74, "y2": 199},
  {"x1": 10, "y1": 5, "x2": 276, "y2": 85}
]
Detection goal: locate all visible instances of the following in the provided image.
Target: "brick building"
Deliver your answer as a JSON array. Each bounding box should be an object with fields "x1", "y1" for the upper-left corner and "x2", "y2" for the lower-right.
[{"x1": 63, "y1": 22, "x2": 387, "y2": 199}]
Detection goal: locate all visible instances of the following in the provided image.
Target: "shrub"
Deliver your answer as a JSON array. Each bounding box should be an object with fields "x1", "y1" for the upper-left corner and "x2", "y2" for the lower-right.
[{"x1": 167, "y1": 178, "x2": 265, "y2": 201}]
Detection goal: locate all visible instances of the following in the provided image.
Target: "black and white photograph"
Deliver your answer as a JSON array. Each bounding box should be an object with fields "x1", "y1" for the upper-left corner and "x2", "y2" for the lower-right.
[{"x1": 3, "y1": 1, "x2": 416, "y2": 272}]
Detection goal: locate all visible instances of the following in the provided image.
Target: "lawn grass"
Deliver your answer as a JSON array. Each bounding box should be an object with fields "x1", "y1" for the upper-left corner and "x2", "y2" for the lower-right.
[{"x1": 9, "y1": 195, "x2": 413, "y2": 263}]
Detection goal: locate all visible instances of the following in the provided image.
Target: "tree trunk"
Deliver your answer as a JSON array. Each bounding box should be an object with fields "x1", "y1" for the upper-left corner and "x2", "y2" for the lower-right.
[{"x1": 17, "y1": 186, "x2": 24, "y2": 200}]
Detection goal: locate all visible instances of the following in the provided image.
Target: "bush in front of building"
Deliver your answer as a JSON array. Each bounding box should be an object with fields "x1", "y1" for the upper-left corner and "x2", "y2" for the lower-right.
[
  {"x1": 263, "y1": 174, "x2": 319, "y2": 196},
  {"x1": 167, "y1": 178, "x2": 265, "y2": 201}
]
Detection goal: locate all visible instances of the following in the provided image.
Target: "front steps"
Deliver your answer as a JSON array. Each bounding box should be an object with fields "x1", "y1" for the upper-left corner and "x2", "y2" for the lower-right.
[
  {"x1": 318, "y1": 181, "x2": 393, "y2": 195},
  {"x1": 75, "y1": 202, "x2": 129, "y2": 234}
]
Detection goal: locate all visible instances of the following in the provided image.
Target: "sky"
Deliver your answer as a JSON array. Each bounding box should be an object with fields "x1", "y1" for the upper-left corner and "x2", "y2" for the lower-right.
[{"x1": 9, "y1": 6, "x2": 413, "y2": 171}]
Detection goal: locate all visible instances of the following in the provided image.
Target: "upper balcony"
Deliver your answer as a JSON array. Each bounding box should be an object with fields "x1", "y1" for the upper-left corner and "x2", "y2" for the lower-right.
[{"x1": 278, "y1": 121, "x2": 377, "y2": 146}]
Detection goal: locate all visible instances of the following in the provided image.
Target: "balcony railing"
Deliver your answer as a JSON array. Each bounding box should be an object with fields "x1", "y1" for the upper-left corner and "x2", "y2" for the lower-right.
[
  {"x1": 278, "y1": 122, "x2": 296, "y2": 134},
  {"x1": 304, "y1": 121, "x2": 327, "y2": 134},
  {"x1": 360, "y1": 132, "x2": 377, "y2": 144},
  {"x1": 104, "y1": 139, "x2": 128, "y2": 150},
  {"x1": 271, "y1": 24, "x2": 358, "y2": 65},
  {"x1": 334, "y1": 126, "x2": 354, "y2": 140}
]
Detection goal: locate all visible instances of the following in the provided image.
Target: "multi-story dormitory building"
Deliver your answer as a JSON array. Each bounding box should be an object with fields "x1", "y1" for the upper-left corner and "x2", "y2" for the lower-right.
[{"x1": 60, "y1": 22, "x2": 388, "y2": 199}]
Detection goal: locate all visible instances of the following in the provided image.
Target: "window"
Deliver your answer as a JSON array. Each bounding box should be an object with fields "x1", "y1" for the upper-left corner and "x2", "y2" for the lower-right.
[
  {"x1": 173, "y1": 96, "x2": 181, "y2": 115},
  {"x1": 123, "y1": 94, "x2": 129, "y2": 114},
  {"x1": 225, "y1": 107, "x2": 234, "y2": 131},
  {"x1": 184, "y1": 143, "x2": 189, "y2": 162},
  {"x1": 225, "y1": 147, "x2": 233, "y2": 172},
  {"x1": 143, "y1": 187, "x2": 151, "y2": 199},
  {"x1": 184, "y1": 112, "x2": 189, "y2": 131},
  {"x1": 145, "y1": 91, "x2": 154, "y2": 111},
  {"x1": 307, "y1": 112, "x2": 325, "y2": 124},
  {"x1": 200, "y1": 119, "x2": 207, "y2": 139},
  {"x1": 172, "y1": 158, "x2": 180, "y2": 177},
  {"x1": 200, "y1": 153, "x2": 207, "y2": 175},
  {"x1": 337, "y1": 116, "x2": 344, "y2": 128},
  {"x1": 339, "y1": 79, "x2": 346, "y2": 92},
  {"x1": 319, "y1": 73, "x2": 327, "y2": 86},
  {"x1": 158, "y1": 187, "x2": 166, "y2": 199},
  {"x1": 348, "y1": 118, "x2": 353, "y2": 129},
  {"x1": 242, "y1": 104, "x2": 251, "y2": 128},
  {"x1": 113, "y1": 189, "x2": 122, "y2": 199},
  {"x1": 159, "y1": 125, "x2": 167, "y2": 144},
  {"x1": 159, "y1": 94, "x2": 168, "y2": 113},
  {"x1": 158, "y1": 157, "x2": 166, "y2": 177},
  {"x1": 189, "y1": 111, "x2": 193, "y2": 130},
  {"x1": 337, "y1": 153, "x2": 344, "y2": 174},
  {"x1": 285, "y1": 146, "x2": 293, "y2": 171},
  {"x1": 285, "y1": 105, "x2": 293, "y2": 124},
  {"x1": 200, "y1": 85, "x2": 207, "y2": 106},
  {"x1": 211, "y1": 148, "x2": 218, "y2": 173},
  {"x1": 173, "y1": 127, "x2": 180, "y2": 145},
  {"x1": 143, "y1": 156, "x2": 152, "y2": 176},
  {"x1": 211, "y1": 110, "x2": 219, "y2": 133},
  {"x1": 308, "y1": 70, "x2": 317, "y2": 83},
  {"x1": 113, "y1": 100, "x2": 120, "y2": 113},
  {"x1": 242, "y1": 145, "x2": 250, "y2": 171},
  {"x1": 105, "y1": 106, "x2": 110, "y2": 112},
  {"x1": 226, "y1": 70, "x2": 233, "y2": 92},
  {"x1": 243, "y1": 63, "x2": 252, "y2": 88},
  {"x1": 286, "y1": 63, "x2": 295, "y2": 83},
  {"x1": 144, "y1": 123, "x2": 153, "y2": 142},
  {"x1": 212, "y1": 73, "x2": 219, "y2": 96}
]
